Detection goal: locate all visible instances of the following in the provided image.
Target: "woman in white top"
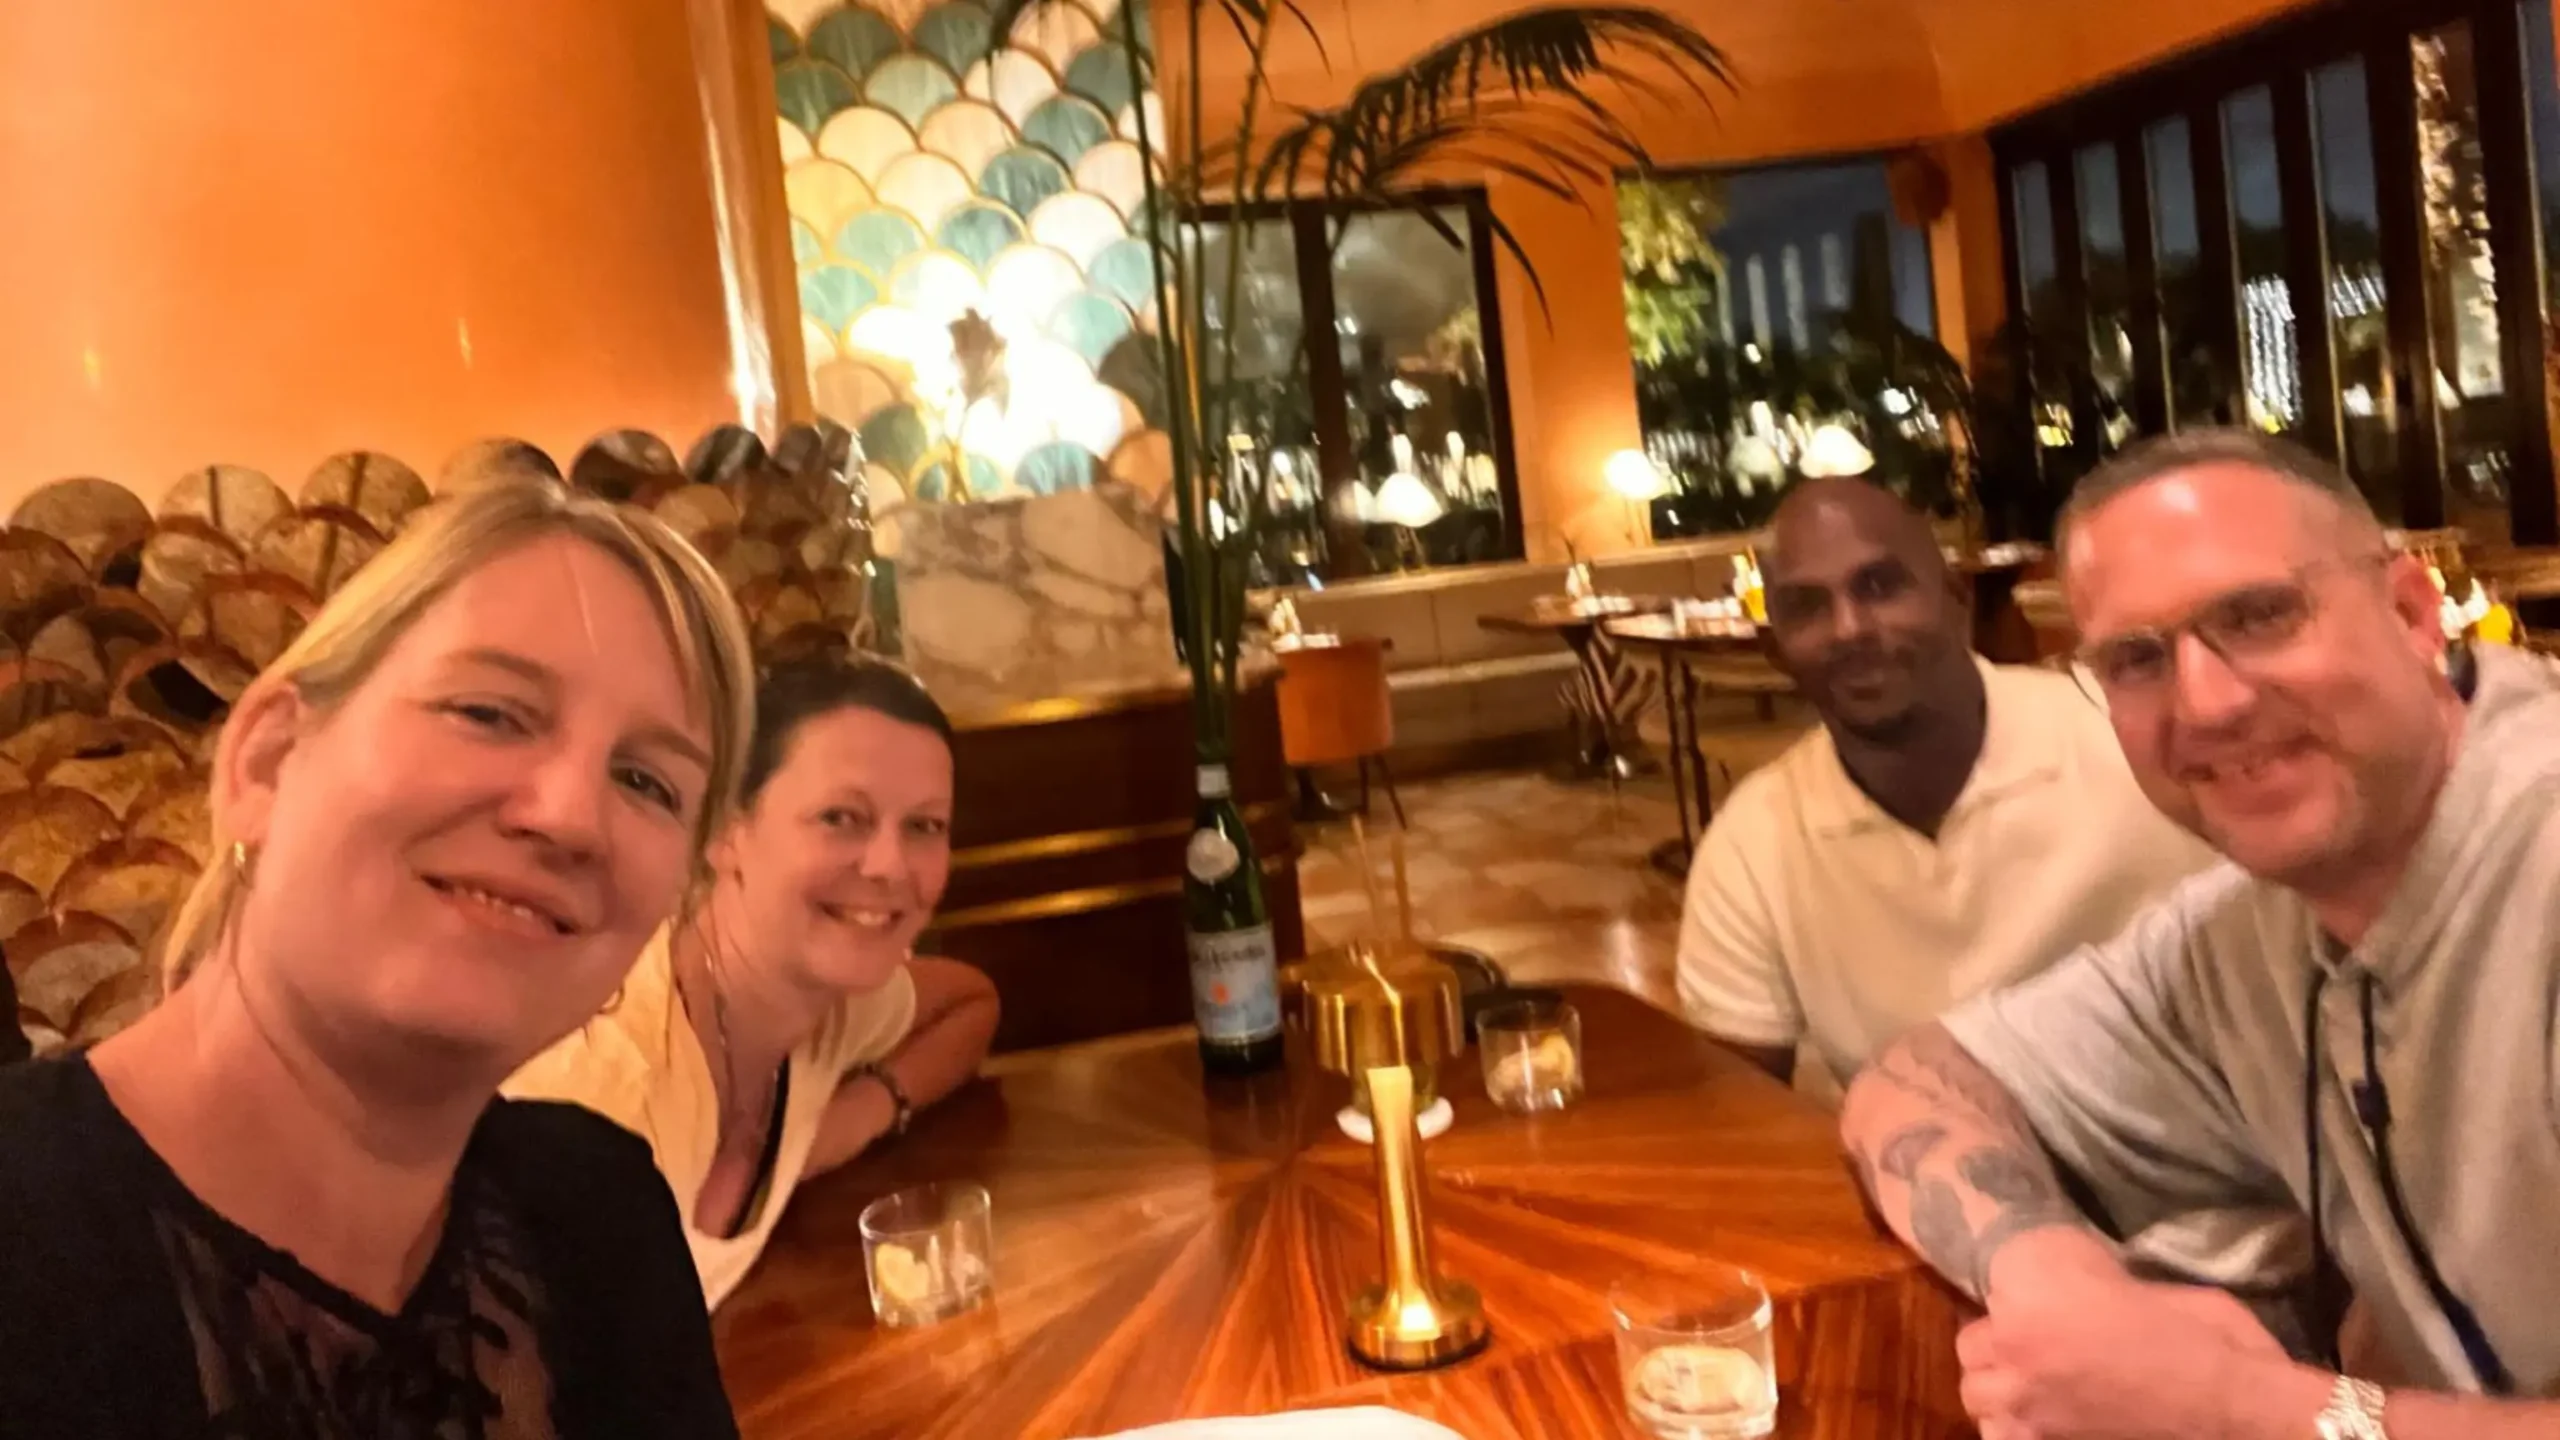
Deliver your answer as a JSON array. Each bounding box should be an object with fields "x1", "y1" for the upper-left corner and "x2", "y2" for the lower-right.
[{"x1": 509, "y1": 654, "x2": 1000, "y2": 1307}]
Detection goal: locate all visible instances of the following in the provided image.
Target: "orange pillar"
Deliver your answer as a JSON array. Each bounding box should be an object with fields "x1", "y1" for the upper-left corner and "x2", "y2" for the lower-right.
[{"x1": 0, "y1": 0, "x2": 745, "y2": 502}]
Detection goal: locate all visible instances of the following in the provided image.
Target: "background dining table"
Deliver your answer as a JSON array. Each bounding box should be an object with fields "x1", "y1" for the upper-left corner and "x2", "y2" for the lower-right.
[{"x1": 713, "y1": 985, "x2": 1971, "y2": 1440}]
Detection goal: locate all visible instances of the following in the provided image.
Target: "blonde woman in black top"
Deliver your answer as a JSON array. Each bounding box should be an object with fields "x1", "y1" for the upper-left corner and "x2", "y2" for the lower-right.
[{"x1": 0, "y1": 482, "x2": 756, "y2": 1438}]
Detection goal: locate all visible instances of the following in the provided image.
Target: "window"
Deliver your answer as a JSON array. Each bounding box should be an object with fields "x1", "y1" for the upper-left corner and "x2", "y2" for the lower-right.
[
  {"x1": 1619, "y1": 158, "x2": 1941, "y2": 536},
  {"x1": 1193, "y1": 193, "x2": 1521, "y2": 583},
  {"x1": 2311, "y1": 58, "x2": 2398, "y2": 500},
  {"x1": 1992, "y1": 0, "x2": 2560, "y2": 544}
]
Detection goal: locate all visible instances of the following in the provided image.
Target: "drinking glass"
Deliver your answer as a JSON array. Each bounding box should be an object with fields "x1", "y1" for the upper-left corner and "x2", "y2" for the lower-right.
[
  {"x1": 1610, "y1": 1266, "x2": 1778, "y2": 1439},
  {"x1": 1477, "y1": 997, "x2": 1582, "y2": 1114},
  {"x1": 860, "y1": 1182, "x2": 994, "y2": 1327}
]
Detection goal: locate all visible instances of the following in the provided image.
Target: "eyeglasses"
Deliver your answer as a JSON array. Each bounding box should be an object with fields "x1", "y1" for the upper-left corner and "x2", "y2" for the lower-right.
[{"x1": 2072, "y1": 553, "x2": 2392, "y2": 698}]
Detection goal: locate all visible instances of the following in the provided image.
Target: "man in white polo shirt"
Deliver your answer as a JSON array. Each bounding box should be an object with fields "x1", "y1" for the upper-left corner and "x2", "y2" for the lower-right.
[{"x1": 1677, "y1": 476, "x2": 2212, "y2": 1088}]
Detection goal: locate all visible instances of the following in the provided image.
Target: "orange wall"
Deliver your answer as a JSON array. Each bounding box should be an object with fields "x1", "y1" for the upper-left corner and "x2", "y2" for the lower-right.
[
  {"x1": 0, "y1": 0, "x2": 744, "y2": 502},
  {"x1": 1931, "y1": 0, "x2": 2328, "y2": 128}
]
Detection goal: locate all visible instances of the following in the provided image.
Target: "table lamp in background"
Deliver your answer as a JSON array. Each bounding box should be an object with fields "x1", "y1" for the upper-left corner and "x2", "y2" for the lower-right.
[
  {"x1": 1795, "y1": 422, "x2": 1876, "y2": 479},
  {"x1": 1373, "y1": 471, "x2": 1446, "y2": 571},
  {"x1": 1606, "y1": 449, "x2": 1670, "y2": 548}
]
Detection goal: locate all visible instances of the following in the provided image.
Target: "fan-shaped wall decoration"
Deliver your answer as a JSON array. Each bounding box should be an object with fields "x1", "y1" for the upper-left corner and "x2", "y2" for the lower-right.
[
  {"x1": 1023, "y1": 95, "x2": 1113, "y2": 167},
  {"x1": 982, "y1": 244, "x2": 1085, "y2": 327},
  {"x1": 979, "y1": 147, "x2": 1071, "y2": 219},
  {"x1": 1046, "y1": 292, "x2": 1133, "y2": 367},
  {"x1": 911, "y1": 453, "x2": 1007, "y2": 500},
  {"x1": 813, "y1": 359, "x2": 905, "y2": 424},
  {"x1": 808, "y1": 8, "x2": 903, "y2": 81},
  {"x1": 1026, "y1": 192, "x2": 1125, "y2": 267},
  {"x1": 1072, "y1": 140, "x2": 1150, "y2": 220},
  {"x1": 1015, "y1": 442, "x2": 1097, "y2": 495},
  {"x1": 817, "y1": 108, "x2": 917, "y2": 183},
  {"x1": 886, "y1": 249, "x2": 985, "y2": 323},
  {"x1": 1062, "y1": 46, "x2": 1138, "y2": 116},
  {"x1": 911, "y1": 3, "x2": 994, "y2": 74},
  {"x1": 859, "y1": 404, "x2": 933, "y2": 474},
  {"x1": 774, "y1": 58, "x2": 860, "y2": 134},
  {"x1": 960, "y1": 52, "x2": 1060, "y2": 127},
  {"x1": 1086, "y1": 237, "x2": 1162, "y2": 311},
  {"x1": 801, "y1": 264, "x2": 883, "y2": 332},
  {"x1": 777, "y1": 120, "x2": 816, "y2": 167},
  {"x1": 836, "y1": 210, "x2": 929, "y2": 275},
  {"x1": 845, "y1": 304, "x2": 946, "y2": 368},
  {"x1": 785, "y1": 159, "x2": 874, "y2": 237},
  {"x1": 769, "y1": 16, "x2": 802, "y2": 64},
  {"x1": 874, "y1": 151, "x2": 975, "y2": 231},
  {"x1": 803, "y1": 316, "x2": 842, "y2": 365},
  {"x1": 1012, "y1": 2, "x2": 1103, "y2": 73},
  {"x1": 865, "y1": 55, "x2": 961, "y2": 129},
  {"x1": 1119, "y1": 95, "x2": 1164, "y2": 145},
  {"x1": 915, "y1": 100, "x2": 1017, "y2": 179},
  {"x1": 936, "y1": 202, "x2": 1026, "y2": 270}
]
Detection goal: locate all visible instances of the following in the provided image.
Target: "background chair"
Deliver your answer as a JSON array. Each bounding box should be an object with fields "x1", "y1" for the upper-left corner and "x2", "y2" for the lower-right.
[{"x1": 1275, "y1": 635, "x2": 1405, "y2": 827}]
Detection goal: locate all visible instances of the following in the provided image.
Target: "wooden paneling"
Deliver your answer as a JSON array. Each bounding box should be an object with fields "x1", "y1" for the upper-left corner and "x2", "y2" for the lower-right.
[
  {"x1": 716, "y1": 986, "x2": 1970, "y2": 1440},
  {"x1": 932, "y1": 676, "x2": 1303, "y2": 1053}
]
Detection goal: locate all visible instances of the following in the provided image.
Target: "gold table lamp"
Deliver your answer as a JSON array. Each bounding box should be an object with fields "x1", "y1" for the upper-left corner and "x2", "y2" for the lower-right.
[{"x1": 1294, "y1": 938, "x2": 1490, "y2": 1370}]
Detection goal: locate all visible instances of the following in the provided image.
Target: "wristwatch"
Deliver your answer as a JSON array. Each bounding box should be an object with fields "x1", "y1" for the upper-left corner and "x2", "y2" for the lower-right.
[
  {"x1": 2314, "y1": 1376, "x2": 2388, "y2": 1440},
  {"x1": 853, "y1": 1062, "x2": 914, "y2": 1138}
]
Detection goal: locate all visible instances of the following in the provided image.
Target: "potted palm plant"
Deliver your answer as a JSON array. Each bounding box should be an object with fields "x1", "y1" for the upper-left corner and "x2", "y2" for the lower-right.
[{"x1": 985, "y1": 1, "x2": 1734, "y2": 765}]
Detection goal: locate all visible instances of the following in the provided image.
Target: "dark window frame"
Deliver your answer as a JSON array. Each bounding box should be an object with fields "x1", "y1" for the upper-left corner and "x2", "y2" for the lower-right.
[
  {"x1": 1988, "y1": 0, "x2": 2558, "y2": 542},
  {"x1": 1185, "y1": 187, "x2": 1526, "y2": 578}
]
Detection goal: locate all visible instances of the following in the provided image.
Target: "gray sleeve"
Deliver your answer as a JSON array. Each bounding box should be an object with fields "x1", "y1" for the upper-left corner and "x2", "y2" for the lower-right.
[{"x1": 1940, "y1": 877, "x2": 2285, "y2": 1241}]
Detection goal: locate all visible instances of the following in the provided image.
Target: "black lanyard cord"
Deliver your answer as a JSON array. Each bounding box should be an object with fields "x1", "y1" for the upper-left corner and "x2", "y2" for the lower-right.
[{"x1": 2300, "y1": 968, "x2": 2512, "y2": 1394}]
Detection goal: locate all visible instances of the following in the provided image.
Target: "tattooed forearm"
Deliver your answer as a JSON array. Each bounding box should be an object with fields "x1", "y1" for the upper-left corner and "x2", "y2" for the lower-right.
[{"x1": 1843, "y1": 1026, "x2": 2093, "y2": 1301}]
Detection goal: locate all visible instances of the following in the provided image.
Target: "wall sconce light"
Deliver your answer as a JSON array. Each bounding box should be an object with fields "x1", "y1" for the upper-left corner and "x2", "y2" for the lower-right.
[
  {"x1": 1797, "y1": 423, "x2": 1876, "y2": 479},
  {"x1": 1605, "y1": 448, "x2": 1669, "y2": 548}
]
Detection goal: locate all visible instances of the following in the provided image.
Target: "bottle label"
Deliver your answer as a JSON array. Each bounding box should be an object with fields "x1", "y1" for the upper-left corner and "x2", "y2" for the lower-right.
[
  {"x1": 1197, "y1": 763, "x2": 1232, "y2": 799},
  {"x1": 1185, "y1": 825, "x2": 1241, "y2": 883},
  {"x1": 1187, "y1": 925, "x2": 1281, "y2": 1043}
]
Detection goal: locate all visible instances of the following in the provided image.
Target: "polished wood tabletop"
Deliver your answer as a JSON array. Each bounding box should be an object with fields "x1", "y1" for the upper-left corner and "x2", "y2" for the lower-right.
[
  {"x1": 714, "y1": 986, "x2": 1971, "y2": 1440},
  {"x1": 1475, "y1": 594, "x2": 1674, "y2": 637}
]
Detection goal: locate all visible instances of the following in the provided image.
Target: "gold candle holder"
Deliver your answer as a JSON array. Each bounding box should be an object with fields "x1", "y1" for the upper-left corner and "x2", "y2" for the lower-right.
[{"x1": 1294, "y1": 938, "x2": 1490, "y2": 1370}]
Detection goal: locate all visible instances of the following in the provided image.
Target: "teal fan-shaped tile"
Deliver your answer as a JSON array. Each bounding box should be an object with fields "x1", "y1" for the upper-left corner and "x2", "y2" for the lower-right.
[
  {"x1": 1015, "y1": 441, "x2": 1097, "y2": 495},
  {"x1": 836, "y1": 211, "x2": 928, "y2": 274},
  {"x1": 979, "y1": 148, "x2": 1071, "y2": 219},
  {"x1": 912, "y1": 2, "x2": 994, "y2": 75},
  {"x1": 799, "y1": 264, "x2": 882, "y2": 332},
  {"x1": 807, "y1": 9, "x2": 902, "y2": 83},
  {"x1": 1047, "y1": 292, "x2": 1133, "y2": 366},
  {"x1": 768, "y1": 16, "x2": 799, "y2": 65},
  {"x1": 913, "y1": 452, "x2": 1006, "y2": 500},
  {"x1": 1063, "y1": 46, "x2": 1139, "y2": 116},
  {"x1": 774, "y1": 59, "x2": 859, "y2": 135},
  {"x1": 860, "y1": 404, "x2": 933, "y2": 475},
  {"x1": 791, "y1": 219, "x2": 826, "y2": 266},
  {"x1": 1087, "y1": 236, "x2": 1163, "y2": 310},
  {"x1": 937, "y1": 203, "x2": 1025, "y2": 270},
  {"x1": 1022, "y1": 95, "x2": 1112, "y2": 166},
  {"x1": 866, "y1": 55, "x2": 961, "y2": 129}
]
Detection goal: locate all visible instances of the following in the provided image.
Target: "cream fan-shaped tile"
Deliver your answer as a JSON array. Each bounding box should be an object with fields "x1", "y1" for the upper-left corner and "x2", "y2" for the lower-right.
[
  {"x1": 915, "y1": 100, "x2": 1018, "y2": 181},
  {"x1": 784, "y1": 159, "x2": 874, "y2": 240},
  {"x1": 817, "y1": 108, "x2": 918, "y2": 184},
  {"x1": 887, "y1": 248, "x2": 986, "y2": 324},
  {"x1": 957, "y1": 396, "x2": 1040, "y2": 470},
  {"x1": 1081, "y1": 0, "x2": 1124, "y2": 23},
  {"x1": 802, "y1": 316, "x2": 841, "y2": 366},
  {"x1": 1057, "y1": 378, "x2": 1132, "y2": 459},
  {"x1": 1002, "y1": 337, "x2": 1100, "y2": 429},
  {"x1": 1026, "y1": 192, "x2": 1126, "y2": 267},
  {"x1": 777, "y1": 118, "x2": 815, "y2": 166},
  {"x1": 1010, "y1": 2, "x2": 1102, "y2": 74},
  {"x1": 767, "y1": 0, "x2": 846, "y2": 42},
  {"x1": 960, "y1": 51, "x2": 1060, "y2": 129},
  {"x1": 1117, "y1": 95, "x2": 1166, "y2": 145},
  {"x1": 864, "y1": 0, "x2": 937, "y2": 28},
  {"x1": 845, "y1": 304, "x2": 947, "y2": 373},
  {"x1": 983, "y1": 244, "x2": 1086, "y2": 330},
  {"x1": 1074, "y1": 140, "x2": 1152, "y2": 220},
  {"x1": 874, "y1": 152, "x2": 976, "y2": 232},
  {"x1": 1107, "y1": 428, "x2": 1174, "y2": 504},
  {"x1": 813, "y1": 358, "x2": 907, "y2": 425}
]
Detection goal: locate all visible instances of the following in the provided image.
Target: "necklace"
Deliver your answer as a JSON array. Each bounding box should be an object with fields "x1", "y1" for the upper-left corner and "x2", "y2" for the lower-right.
[{"x1": 686, "y1": 929, "x2": 776, "y2": 1155}]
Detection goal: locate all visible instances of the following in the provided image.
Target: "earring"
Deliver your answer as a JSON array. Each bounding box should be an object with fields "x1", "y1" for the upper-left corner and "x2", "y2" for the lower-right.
[{"x1": 229, "y1": 841, "x2": 252, "y2": 881}]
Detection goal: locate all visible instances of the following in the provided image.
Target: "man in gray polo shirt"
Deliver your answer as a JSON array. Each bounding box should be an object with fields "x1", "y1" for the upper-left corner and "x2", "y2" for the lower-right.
[{"x1": 1841, "y1": 431, "x2": 2560, "y2": 1438}]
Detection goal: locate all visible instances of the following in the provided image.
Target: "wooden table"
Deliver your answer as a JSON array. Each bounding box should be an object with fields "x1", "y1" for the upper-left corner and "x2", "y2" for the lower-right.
[
  {"x1": 1602, "y1": 614, "x2": 1779, "y2": 879},
  {"x1": 1478, "y1": 596, "x2": 1674, "y2": 781},
  {"x1": 715, "y1": 986, "x2": 1969, "y2": 1440}
]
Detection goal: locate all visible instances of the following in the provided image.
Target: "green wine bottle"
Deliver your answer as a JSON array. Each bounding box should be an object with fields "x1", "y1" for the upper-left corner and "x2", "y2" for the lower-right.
[{"x1": 1184, "y1": 761, "x2": 1284, "y2": 1076}]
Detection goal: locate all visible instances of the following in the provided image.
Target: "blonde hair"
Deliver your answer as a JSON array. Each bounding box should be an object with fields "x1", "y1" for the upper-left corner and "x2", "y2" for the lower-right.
[{"x1": 160, "y1": 481, "x2": 758, "y2": 991}]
